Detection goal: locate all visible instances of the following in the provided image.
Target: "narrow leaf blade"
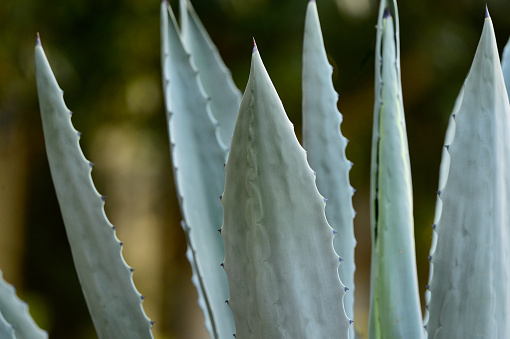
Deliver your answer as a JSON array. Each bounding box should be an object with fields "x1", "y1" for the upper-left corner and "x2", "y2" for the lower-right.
[
  {"x1": 302, "y1": 1, "x2": 355, "y2": 335},
  {"x1": 180, "y1": 0, "x2": 242, "y2": 150},
  {"x1": 501, "y1": 37, "x2": 510, "y2": 99},
  {"x1": 35, "y1": 38, "x2": 153, "y2": 339},
  {"x1": 160, "y1": 2, "x2": 235, "y2": 338},
  {"x1": 368, "y1": 1, "x2": 423, "y2": 338},
  {"x1": 0, "y1": 270, "x2": 46, "y2": 339},
  {"x1": 223, "y1": 46, "x2": 350, "y2": 339}
]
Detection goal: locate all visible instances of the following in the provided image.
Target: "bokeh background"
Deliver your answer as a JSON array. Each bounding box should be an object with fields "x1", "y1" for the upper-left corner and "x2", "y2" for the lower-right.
[{"x1": 2, "y1": 0, "x2": 510, "y2": 337}]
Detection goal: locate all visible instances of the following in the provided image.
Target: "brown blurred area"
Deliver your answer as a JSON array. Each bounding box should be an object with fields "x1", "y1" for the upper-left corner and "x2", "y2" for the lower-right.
[{"x1": 1, "y1": 0, "x2": 510, "y2": 337}]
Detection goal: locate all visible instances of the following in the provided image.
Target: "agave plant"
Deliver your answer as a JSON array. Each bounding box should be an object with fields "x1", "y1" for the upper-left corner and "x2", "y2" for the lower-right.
[{"x1": 2, "y1": 0, "x2": 510, "y2": 338}]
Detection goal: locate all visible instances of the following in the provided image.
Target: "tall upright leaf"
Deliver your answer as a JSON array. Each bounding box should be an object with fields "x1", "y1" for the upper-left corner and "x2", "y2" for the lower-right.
[
  {"x1": 425, "y1": 10, "x2": 510, "y2": 338},
  {"x1": 368, "y1": 1, "x2": 423, "y2": 338},
  {"x1": 0, "y1": 270, "x2": 46, "y2": 339},
  {"x1": 35, "y1": 37, "x2": 153, "y2": 338},
  {"x1": 222, "y1": 43, "x2": 350, "y2": 339},
  {"x1": 160, "y1": 2, "x2": 235, "y2": 338},
  {"x1": 500, "y1": 36, "x2": 510, "y2": 100},
  {"x1": 179, "y1": 0, "x2": 242, "y2": 150},
  {"x1": 302, "y1": 1, "x2": 355, "y2": 335}
]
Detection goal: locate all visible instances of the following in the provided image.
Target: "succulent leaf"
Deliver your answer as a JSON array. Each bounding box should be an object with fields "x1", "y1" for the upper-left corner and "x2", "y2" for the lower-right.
[
  {"x1": 368, "y1": 1, "x2": 423, "y2": 338},
  {"x1": 425, "y1": 12, "x2": 510, "y2": 338},
  {"x1": 35, "y1": 36, "x2": 153, "y2": 339},
  {"x1": 179, "y1": 0, "x2": 242, "y2": 150},
  {"x1": 0, "y1": 270, "x2": 46, "y2": 339},
  {"x1": 181, "y1": 221, "x2": 214, "y2": 335},
  {"x1": 0, "y1": 311, "x2": 14, "y2": 339},
  {"x1": 302, "y1": 1, "x2": 355, "y2": 335},
  {"x1": 501, "y1": 37, "x2": 510, "y2": 99},
  {"x1": 160, "y1": 2, "x2": 235, "y2": 338},
  {"x1": 222, "y1": 44, "x2": 350, "y2": 339}
]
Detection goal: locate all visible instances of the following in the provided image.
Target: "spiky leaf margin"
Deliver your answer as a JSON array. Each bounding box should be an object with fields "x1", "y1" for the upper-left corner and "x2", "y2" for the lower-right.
[
  {"x1": 222, "y1": 44, "x2": 350, "y2": 339},
  {"x1": 160, "y1": 2, "x2": 235, "y2": 337},
  {"x1": 368, "y1": 1, "x2": 423, "y2": 338},
  {"x1": 425, "y1": 11, "x2": 510, "y2": 338},
  {"x1": 35, "y1": 36, "x2": 153, "y2": 339}
]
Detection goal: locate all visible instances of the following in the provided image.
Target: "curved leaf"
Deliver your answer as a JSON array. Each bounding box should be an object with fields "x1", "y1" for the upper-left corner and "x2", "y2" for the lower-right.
[
  {"x1": 425, "y1": 11, "x2": 510, "y2": 338},
  {"x1": 35, "y1": 36, "x2": 153, "y2": 339},
  {"x1": 0, "y1": 270, "x2": 46, "y2": 339},
  {"x1": 160, "y1": 2, "x2": 235, "y2": 338},
  {"x1": 180, "y1": 0, "x2": 242, "y2": 150},
  {"x1": 222, "y1": 44, "x2": 350, "y2": 339},
  {"x1": 0, "y1": 312, "x2": 14, "y2": 339},
  {"x1": 302, "y1": 1, "x2": 355, "y2": 335},
  {"x1": 368, "y1": 1, "x2": 423, "y2": 338}
]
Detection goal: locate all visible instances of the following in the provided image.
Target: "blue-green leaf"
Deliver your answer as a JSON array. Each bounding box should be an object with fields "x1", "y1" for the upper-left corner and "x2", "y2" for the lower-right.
[
  {"x1": 0, "y1": 312, "x2": 14, "y2": 339},
  {"x1": 302, "y1": 1, "x2": 355, "y2": 336},
  {"x1": 179, "y1": 0, "x2": 242, "y2": 150},
  {"x1": 0, "y1": 270, "x2": 46, "y2": 339},
  {"x1": 501, "y1": 37, "x2": 510, "y2": 99},
  {"x1": 222, "y1": 44, "x2": 350, "y2": 339},
  {"x1": 425, "y1": 11, "x2": 510, "y2": 338},
  {"x1": 368, "y1": 1, "x2": 423, "y2": 338},
  {"x1": 160, "y1": 2, "x2": 235, "y2": 338},
  {"x1": 35, "y1": 37, "x2": 153, "y2": 338}
]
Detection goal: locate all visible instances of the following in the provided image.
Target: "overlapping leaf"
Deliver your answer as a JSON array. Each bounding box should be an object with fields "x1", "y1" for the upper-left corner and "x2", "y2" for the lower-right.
[
  {"x1": 222, "y1": 44, "x2": 350, "y2": 339},
  {"x1": 425, "y1": 11, "x2": 510, "y2": 338},
  {"x1": 302, "y1": 1, "x2": 356, "y2": 335},
  {"x1": 0, "y1": 270, "x2": 46, "y2": 339},
  {"x1": 160, "y1": 2, "x2": 235, "y2": 337},
  {"x1": 368, "y1": 1, "x2": 423, "y2": 338},
  {"x1": 179, "y1": 0, "x2": 241, "y2": 150}
]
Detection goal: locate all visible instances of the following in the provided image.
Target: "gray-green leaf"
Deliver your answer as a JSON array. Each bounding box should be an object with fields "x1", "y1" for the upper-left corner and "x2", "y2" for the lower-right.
[
  {"x1": 35, "y1": 37, "x2": 153, "y2": 339},
  {"x1": 0, "y1": 270, "x2": 46, "y2": 339},
  {"x1": 179, "y1": 0, "x2": 242, "y2": 150},
  {"x1": 501, "y1": 37, "x2": 510, "y2": 100},
  {"x1": 222, "y1": 44, "x2": 350, "y2": 339},
  {"x1": 160, "y1": 2, "x2": 235, "y2": 338},
  {"x1": 302, "y1": 1, "x2": 355, "y2": 336},
  {"x1": 0, "y1": 312, "x2": 14, "y2": 339},
  {"x1": 425, "y1": 11, "x2": 510, "y2": 338},
  {"x1": 368, "y1": 1, "x2": 423, "y2": 338}
]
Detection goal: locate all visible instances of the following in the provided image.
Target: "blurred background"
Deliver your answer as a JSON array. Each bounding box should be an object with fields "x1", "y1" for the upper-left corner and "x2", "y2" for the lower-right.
[{"x1": 1, "y1": 0, "x2": 510, "y2": 337}]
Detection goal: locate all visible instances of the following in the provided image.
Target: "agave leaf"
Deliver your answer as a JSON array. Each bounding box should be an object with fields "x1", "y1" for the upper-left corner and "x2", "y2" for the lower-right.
[
  {"x1": 179, "y1": 0, "x2": 242, "y2": 150},
  {"x1": 160, "y1": 2, "x2": 235, "y2": 338},
  {"x1": 178, "y1": 0, "x2": 188, "y2": 36},
  {"x1": 0, "y1": 270, "x2": 46, "y2": 339},
  {"x1": 501, "y1": 37, "x2": 510, "y2": 98},
  {"x1": 302, "y1": 1, "x2": 355, "y2": 335},
  {"x1": 181, "y1": 221, "x2": 214, "y2": 335},
  {"x1": 35, "y1": 37, "x2": 153, "y2": 339},
  {"x1": 0, "y1": 312, "x2": 14, "y2": 339},
  {"x1": 368, "y1": 1, "x2": 423, "y2": 338},
  {"x1": 222, "y1": 44, "x2": 350, "y2": 339},
  {"x1": 425, "y1": 11, "x2": 510, "y2": 338},
  {"x1": 423, "y1": 86, "x2": 464, "y2": 337}
]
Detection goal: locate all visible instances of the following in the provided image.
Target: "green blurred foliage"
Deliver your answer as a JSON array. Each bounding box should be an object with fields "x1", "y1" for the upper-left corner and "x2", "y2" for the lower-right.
[{"x1": 1, "y1": 0, "x2": 510, "y2": 337}]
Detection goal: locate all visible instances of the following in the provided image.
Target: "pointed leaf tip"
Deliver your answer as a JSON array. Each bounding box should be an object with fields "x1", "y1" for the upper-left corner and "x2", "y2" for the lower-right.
[
  {"x1": 485, "y1": 4, "x2": 490, "y2": 18},
  {"x1": 252, "y1": 38, "x2": 258, "y2": 53},
  {"x1": 36, "y1": 32, "x2": 41, "y2": 46},
  {"x1": 383, "y1": 7, "x2": 391, "y2": 19}
]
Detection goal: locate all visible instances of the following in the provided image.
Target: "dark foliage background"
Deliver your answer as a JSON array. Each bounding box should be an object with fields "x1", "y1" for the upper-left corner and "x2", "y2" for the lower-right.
[{"x1": 1, "y1": 0, "x2": 510, "y2": 337}]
